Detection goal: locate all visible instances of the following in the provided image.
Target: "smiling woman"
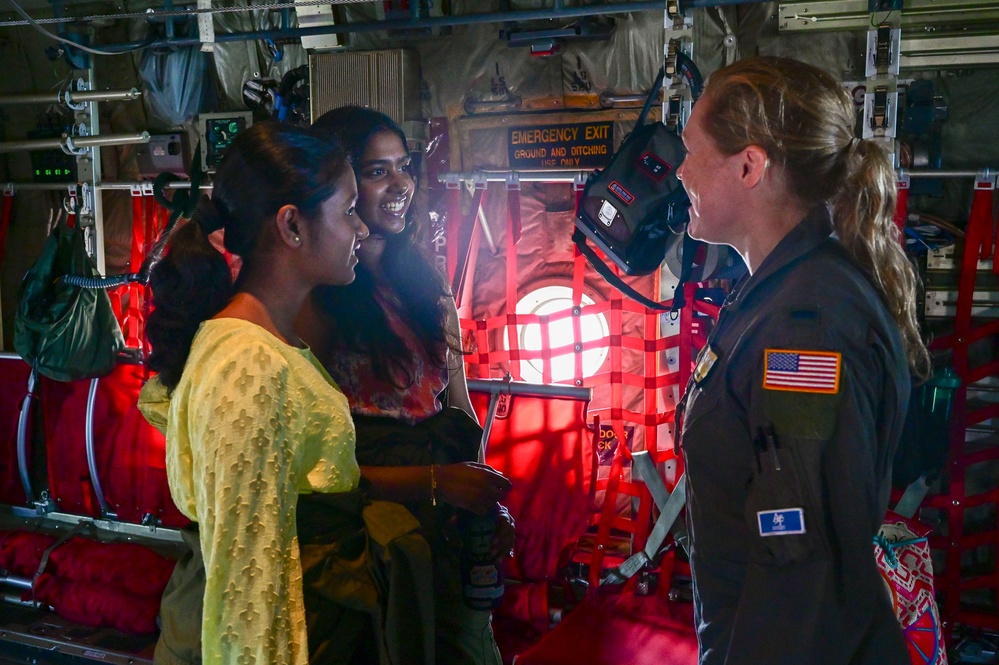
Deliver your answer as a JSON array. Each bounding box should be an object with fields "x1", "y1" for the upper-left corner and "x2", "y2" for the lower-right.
[
  {"x1": 135, "y1": 121, "x2": 367, "y2": 665},
  {"x1": 298, "y1": 106, "x2": 512, "y2": 665}
]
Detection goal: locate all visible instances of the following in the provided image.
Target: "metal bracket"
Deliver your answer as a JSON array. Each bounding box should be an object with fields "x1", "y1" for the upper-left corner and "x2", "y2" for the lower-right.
[
  {"x1": 867, "y1": 23, "x2": 901, "y2": 77},
  {"x1": 505, "y1": 172, "x2": 521, "y2": 191},
  {"x1": 63, "y1": 184, "x2": 78, "y2": 214},
  {"x1": 471, "y1": 172, "x2": 488, "y2": 191},
  {"x1": 863, "y1": 85, "x2": 898, "y2": 139},
  {"x1": 197, "y1": 0, "x2": 215, "y2": 52},
  {"x1": 2, "y1": 183, "x2": 13, "y2": 196},
  {"x1": 974, "y1": 170, "x2": 997, "y2": 191},
  {"x1": 61, "y1": 135, "x2": 89, "y2": 157},
  {"x1": 129, "y1": 182, "x2": 155, "y2": 197},
  {"x1": 573, "y1": 172, "x2": 588, "y2": 192},
  {"x1": 33, "y1": 491, "x2": 56, "y2": 516},
  {"x1": 868, "y1": 0, "x2": 903, "y2": 11},
  {"x1": 443, "y1": 173, "x2": 462, "y2": 190},
  {"x1": 58, "y1": 78, "x2": 90, "y2": 111}
]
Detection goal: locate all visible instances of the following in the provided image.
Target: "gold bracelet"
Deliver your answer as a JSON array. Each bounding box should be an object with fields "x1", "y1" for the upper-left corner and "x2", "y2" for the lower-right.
[{"x1": 430, "y1": 464, "x2": 438, "y2": 507}]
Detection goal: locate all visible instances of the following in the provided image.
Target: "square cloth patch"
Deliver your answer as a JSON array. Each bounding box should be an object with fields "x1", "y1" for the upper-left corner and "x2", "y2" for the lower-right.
[{"x1": 763, "y1": 349, "x2": 841, "y2": 395}]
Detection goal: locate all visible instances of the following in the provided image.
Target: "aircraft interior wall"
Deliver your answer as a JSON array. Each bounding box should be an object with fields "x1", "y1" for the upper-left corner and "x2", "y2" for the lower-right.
[{"x1": 0, "y1": 1, "x2": 998, "y2": 663}]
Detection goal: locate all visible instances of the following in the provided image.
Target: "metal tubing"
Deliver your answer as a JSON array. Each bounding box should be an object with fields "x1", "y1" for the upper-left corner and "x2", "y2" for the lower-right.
[
  {"x1": 599, "y1": 91, "x2": 648, "y2": 107},
  {"x1": 0, "y1": 88, "x2": 141, "y2": 106},
  {"x1": 481, "y1": 392, "x2": 502, "y2": 455},
  {"x1": 1, "y1": 180, "x2": 213, "y2": 191},
  {"x1": 92, "y1": 1, "x2": 771, "y2": 51},
  {"x1": 441, "y1": 168, "x2": 999, "y2": 185},
  {"x1": 0, "y1": 132, "x2": 150, "y2": 154},
  {"x1": 16, "y1": 369, "x2": 36, "y2": 506},
  {"x1": 904, "y1": 169, "x2": 998, "y2": 178},
  {"x1": 443, "y1": 170, "x2": 591, "y2": 184},
  {"x1": 85, "y1": 377, "x2": 116, "y2": 519},
  {"x1": 467, "y1": 378, "x2": 592, "y2": 401},
  {"x1": 1, "y1": 593, "x2": 49, "y2": 610},
  {"x1": 0, "y1": 575, "x2": 32, "y2": 591}
]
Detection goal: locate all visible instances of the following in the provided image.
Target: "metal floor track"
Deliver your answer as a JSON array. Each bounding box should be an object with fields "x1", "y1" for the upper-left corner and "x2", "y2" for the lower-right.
[{"x1": 0, "y1": 588, "x2": 156, "y2": 664}]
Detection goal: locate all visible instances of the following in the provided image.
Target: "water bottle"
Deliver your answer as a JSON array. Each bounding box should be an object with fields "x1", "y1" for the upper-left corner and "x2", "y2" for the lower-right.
[
  {"x1": 922, "y1": 367, "x2": 961, "y2": 421},
  {"x1": 457, "y1": 506, "x2": 504, "y2": 610}
]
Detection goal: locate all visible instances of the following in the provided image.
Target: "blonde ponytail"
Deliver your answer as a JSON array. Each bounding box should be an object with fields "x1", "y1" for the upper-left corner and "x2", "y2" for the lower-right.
[
  {"x1": 701, "y1": 57, "x2": 930, "y2": 376},
  {"x1": 833, "y1": 139, "x2": 930, "y2": 378}
]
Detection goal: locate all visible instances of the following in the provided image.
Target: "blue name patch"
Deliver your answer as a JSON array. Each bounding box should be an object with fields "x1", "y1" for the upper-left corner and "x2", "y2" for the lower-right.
[{"x1": 757, "y1": 508, "x2": 805, "y2": 537}]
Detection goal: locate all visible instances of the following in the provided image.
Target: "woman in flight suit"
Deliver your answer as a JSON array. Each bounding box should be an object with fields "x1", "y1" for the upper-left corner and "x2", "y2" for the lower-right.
[{"x1": 675, "y1": 57, "x2": 930, "y2": 664}]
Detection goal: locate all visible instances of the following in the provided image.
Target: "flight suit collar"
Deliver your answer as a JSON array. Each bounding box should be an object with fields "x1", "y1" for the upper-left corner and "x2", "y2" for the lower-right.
[{"x1": 724, "y1": 205, "x2": 834, "y2": 311}]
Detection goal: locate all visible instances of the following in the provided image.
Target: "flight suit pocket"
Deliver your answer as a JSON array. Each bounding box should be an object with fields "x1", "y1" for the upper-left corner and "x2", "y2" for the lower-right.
[{"x1": 744, "y1": 434, "x2": 822, "y2": 566}]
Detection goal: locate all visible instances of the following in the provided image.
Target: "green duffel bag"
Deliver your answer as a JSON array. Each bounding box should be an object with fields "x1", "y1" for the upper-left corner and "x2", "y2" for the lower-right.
[{"x1": 14, "y1": 215, "x2": 124, "y2": 381}]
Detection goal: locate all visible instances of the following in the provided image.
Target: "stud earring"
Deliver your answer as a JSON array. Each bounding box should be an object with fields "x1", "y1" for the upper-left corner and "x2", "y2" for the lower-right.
[{"x1": 292, "y1": 235, "x2": 300, "y2": 244}]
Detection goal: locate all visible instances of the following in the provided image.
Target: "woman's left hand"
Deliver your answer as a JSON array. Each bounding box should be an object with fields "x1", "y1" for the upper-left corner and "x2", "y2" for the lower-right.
[{"x1": 490, "y1": 504, "x2": 516, "y2": 564}]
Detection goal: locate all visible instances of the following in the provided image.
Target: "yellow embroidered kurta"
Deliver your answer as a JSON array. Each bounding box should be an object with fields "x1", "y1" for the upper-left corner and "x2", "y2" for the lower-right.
[{"x1": 139, "y1": 318, "x2": 359, "y2": 665}]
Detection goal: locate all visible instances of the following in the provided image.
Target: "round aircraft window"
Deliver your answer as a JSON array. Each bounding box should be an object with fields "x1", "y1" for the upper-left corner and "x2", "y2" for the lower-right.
[{"x1": 506, "y1": 285, "x2": 609, "y2": 383}]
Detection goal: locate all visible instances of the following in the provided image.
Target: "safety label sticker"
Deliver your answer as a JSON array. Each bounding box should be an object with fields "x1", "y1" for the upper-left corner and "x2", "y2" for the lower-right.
[
  {"x1": 758, "y1": 508, "x2": 806, "y2": 537},
  {"x1": 607, "y1": 180, "x2": 635, "y2": 206}
]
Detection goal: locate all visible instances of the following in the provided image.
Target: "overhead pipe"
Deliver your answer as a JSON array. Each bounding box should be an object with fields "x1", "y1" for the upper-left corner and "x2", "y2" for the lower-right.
[
  {"x1": 1, "y1": 180, "x2": 212, "y2": 191},
  {"x1": 93, "y1": 0, "x2": 772, "y2": 51},
  {"x1": 0, "y1": 88, "x2": 141, "y2": 106},
  {"x1": 599, "y1": 90, "x2": 648, "y2": 107},
  {"x1": 0, "y1": 131, "x2": 150, "y2": 154},
  {"x1": 468, "y1": 377, "x2": 593, "y2": 454}
]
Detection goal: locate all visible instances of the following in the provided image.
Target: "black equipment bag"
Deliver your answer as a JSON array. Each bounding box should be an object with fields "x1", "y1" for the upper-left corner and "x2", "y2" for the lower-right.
[{"x1": 573, "y1": 55, "x2": 744, "y2": 312}]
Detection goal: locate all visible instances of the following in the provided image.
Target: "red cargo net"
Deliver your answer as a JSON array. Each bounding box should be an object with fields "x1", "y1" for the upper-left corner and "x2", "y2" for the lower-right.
[{"x1": 927, "y1": 177, "x2": 999, "y2": 633}]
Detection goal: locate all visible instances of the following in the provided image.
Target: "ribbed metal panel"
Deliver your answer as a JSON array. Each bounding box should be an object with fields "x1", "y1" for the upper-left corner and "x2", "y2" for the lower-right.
[{"x1": 309, "y1": 50, "x2": 421, "y2": 125}]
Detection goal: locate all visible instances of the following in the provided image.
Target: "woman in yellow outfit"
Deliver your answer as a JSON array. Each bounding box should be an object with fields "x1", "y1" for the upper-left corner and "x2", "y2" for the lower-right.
[{"x1": 138, "y1": 121, "x2": 368, "y2": 665}]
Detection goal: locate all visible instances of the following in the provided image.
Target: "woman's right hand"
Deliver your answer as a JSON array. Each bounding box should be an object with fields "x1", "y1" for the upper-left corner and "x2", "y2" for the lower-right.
[{"x1": 438, "y1": 462, "x2": 511, "y2": 515}]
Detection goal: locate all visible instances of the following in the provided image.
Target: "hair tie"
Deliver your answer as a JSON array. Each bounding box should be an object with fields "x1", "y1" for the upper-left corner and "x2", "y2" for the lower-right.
[{"x1": 192, "y1": 195, "x2": 226, "y2": 235}]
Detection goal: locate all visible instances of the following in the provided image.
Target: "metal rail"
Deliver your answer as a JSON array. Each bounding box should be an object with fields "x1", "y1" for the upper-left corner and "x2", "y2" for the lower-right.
[
  {"x1": 0, "y1": 88, "x2": 141, "y2": 106},
  {"x1": 0, "y1": 132, "x2": 150, "y2": 154},
  {"x1": 468, "y1": 377, "x2": 592, "y2": 454},
  {"x1": 16, "y1": 369, "x2": 36, "y2": 506},
  {"x1": 440, "y1": 168, "x2": 999, "y2": 185},
  {"x1": 85, "y1": 378, "x2": 116, "y2": 519},
  {"x1": 0, "y1": 180, "x2": 212, "y2": 191}
]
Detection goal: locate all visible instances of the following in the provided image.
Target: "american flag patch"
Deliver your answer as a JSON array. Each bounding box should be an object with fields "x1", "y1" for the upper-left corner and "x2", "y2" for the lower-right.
[{"x1": 763, "y1": 349, "x2": 841, "y2": 394}]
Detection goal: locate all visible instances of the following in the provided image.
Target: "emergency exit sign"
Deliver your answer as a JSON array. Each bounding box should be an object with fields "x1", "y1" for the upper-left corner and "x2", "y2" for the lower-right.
[{"x1": 508, "y1": 121, "x2": 614, "y2": 169}]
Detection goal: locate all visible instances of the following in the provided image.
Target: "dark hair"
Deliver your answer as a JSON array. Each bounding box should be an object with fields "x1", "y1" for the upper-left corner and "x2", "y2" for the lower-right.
[
  {"x1": 146, "y1": 121, "x2": 350, "y2": 391},
  {"x1": 309, "y1": 106, "x2": 458, "y2": 388},
  {"x1": 701, "y1": 57, "x2": 929, "y2": 377}
]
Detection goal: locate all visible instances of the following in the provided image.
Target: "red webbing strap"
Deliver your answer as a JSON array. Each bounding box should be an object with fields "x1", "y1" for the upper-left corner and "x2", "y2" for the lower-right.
[
  {"x1": 0, "y1": 191, "x2": 13, "y2": 266},
  {"x1": 507, "y1": 180, "x2": 523, "y2": 244},
  {"x1": 505, "y1": 187, "x2": 522, "y2": 380},
  {"x1": 644, "y1": 304, "x2": 660, "y2": 459},
  {"x1": 894, "y1": 175, "x2": 909, "y2": 242},
  {"x1": 589, "y1": 439, "x2": 627, "y2": 589},
  {"x1": 449, "y1": 187, "x2": 485, "y2": 300},
  {"x1": 122, "y1": 193, "x2": 146, "y2": 351},
  {"x1": 957, "y1": 181, "x2": 995, "y2": 335}
]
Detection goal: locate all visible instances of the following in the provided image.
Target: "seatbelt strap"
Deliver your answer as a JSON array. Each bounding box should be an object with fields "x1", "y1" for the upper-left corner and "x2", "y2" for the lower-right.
[
  {"x1": 31, "y1": 522, "x2": 94, "y2": 600},
  {"x1": 602, "y1": 451, "x2": 687, "y2": 585}
]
